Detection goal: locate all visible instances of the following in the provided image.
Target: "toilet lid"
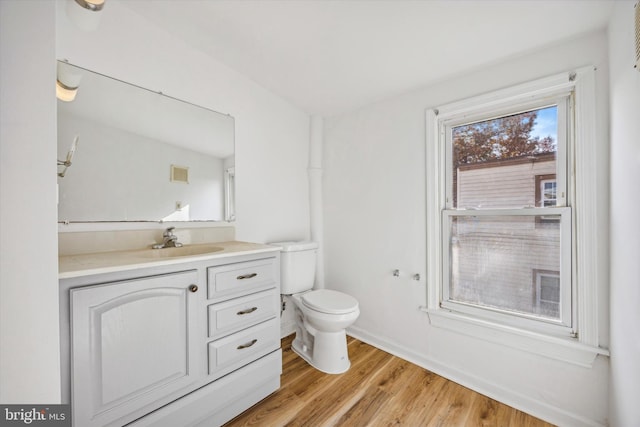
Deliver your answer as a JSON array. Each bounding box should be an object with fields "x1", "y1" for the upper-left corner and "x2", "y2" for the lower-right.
[{"x1": 301, "y1": 289, "x2": 359, "y2": 315}]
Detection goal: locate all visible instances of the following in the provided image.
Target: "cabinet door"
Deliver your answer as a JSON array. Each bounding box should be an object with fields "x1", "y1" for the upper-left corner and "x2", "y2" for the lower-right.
[{"x1": 70, "y1": 270, "x2": 201, "y2": 427}]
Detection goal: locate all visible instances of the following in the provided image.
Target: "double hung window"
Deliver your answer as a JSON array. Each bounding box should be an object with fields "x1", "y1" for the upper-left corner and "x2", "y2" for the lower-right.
[
  {"x1": 441, "y1": 99, "x2": 572, "y2": 335},
  {"x1": 426, "y1": 68, "x2": 605, "y2": 362},
  {"x1": 425, "y1": 72, "x2": 588, "y2": 338}
]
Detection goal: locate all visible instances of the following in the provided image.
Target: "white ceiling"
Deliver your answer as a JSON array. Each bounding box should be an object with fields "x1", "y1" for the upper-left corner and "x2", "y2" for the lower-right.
[{"x1": 121, "y1": 0, "x2": 614, "y2": 117}]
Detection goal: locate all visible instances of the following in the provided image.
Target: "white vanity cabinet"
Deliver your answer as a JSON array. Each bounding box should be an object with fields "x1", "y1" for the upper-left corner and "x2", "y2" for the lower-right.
[
  {"x1": 60, "y1": 246, "x2": 282, "y2": 427},
  {"x1": 70, "y1": 270, "x2": 202, "y2": 427}
]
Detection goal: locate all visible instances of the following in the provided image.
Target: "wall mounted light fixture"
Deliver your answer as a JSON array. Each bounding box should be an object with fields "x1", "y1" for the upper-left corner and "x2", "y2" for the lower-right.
[
  {"x1": 74, "y1": 0, "x2": 105, "y2": 12},
  {"x1": 58, "y1": 136, "x2": 79, "y2": 178},
  {"x1": 65, "y1": 0, "x2": 106, "y2": 31},
  {"x1": 56, "y1": 62, "x2": 83, "y2": 102},
  {"x1": 56, "y1": 80, "x2": 79, "y2": 102}
]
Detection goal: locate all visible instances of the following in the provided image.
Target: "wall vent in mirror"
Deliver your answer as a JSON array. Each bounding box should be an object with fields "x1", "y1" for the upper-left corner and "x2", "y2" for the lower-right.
[
  {"x1": 171, "y1": 165, "x2": 189, "y2": 184},
  {"x1": 56, "y1": 61, "x2": 235, "y2": 223}
]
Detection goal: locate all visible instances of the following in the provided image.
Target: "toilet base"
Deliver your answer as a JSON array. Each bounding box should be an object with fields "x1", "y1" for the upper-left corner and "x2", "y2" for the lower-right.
[{"x1": 291, "y1": 329, "x2": 351, "y2": 374}]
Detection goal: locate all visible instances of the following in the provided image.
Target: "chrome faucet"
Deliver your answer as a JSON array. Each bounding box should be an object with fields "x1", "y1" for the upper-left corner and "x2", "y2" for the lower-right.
[{"x1": 152, "y1": 227, "x2": 183, "y2": 249}]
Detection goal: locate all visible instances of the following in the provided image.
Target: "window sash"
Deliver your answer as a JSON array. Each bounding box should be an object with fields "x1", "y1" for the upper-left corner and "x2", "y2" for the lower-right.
[
  {"x1": 443, "y1": 96, "x2": 569, "y2": 210},
  {"x1": 441, "y1": 207, "x2": 573, "y2": 336}
]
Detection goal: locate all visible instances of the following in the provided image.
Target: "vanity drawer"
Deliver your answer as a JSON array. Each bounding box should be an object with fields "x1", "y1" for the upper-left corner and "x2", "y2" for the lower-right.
[
  {"x1": 207, "y1": 258, "x2": 277, "y2": 300},
  {"x1": 208, "y1": 318, "x2": 280, "y2": 375},
  {"x1": 208, "y1": 289, "x2": 278, "y2": 339}
]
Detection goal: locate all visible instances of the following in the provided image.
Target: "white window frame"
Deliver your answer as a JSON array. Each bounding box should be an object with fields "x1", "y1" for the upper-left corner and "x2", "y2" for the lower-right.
[
  {"x1": 441, "y1": 95, "x2": 572, "y2": 336},
  {"x1": 424, "y1": 68, "x2": 608, "y2": 366}
]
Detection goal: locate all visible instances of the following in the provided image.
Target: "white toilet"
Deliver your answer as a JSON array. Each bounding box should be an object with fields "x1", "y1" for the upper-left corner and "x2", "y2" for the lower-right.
[{"x1": 275, "y1": 241, "x2": 360, "y2": 374}]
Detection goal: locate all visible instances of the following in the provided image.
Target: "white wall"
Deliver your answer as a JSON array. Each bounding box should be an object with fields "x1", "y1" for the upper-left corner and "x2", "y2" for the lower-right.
[
  {"x1": 324, "y1": 31, "x2": 610, "y2": 426},
  {"x1": 0, "y1": 1, "x2": 61, "y2": 403},
  {"x1": 608, "y1": 1, "x2": 640, "y2": 425},
  {"x1": 56, "y1": 0, "x2": 311, "y2": 243}
]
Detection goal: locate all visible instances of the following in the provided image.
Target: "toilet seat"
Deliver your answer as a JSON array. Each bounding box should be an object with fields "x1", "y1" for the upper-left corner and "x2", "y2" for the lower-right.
[{"x1": 301, "y1": 289, "x2": 359, "y2": 315}]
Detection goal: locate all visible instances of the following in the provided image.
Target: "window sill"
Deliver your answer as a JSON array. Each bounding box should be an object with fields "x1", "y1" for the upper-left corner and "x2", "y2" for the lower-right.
[{"x1": 422, "y1": 307, "x2": 609, "y2": 368}]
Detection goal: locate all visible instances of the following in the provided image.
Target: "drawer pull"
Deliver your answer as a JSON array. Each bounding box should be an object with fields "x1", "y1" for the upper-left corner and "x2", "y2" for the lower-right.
[
  {"x1": 237, "y1": 307, "x2": 258, "y2": 315},
  {"x1": 237, "y1": 273, "x2": 258, "y2": 280},
  {"x1": 237, "y1": 339, "x2": 258, "y2": 350}
]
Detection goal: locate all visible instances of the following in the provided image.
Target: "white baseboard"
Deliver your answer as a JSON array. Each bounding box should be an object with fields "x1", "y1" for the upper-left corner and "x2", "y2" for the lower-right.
[{"x1": 346, "y1": 325, "x2": 604, "y2": 427}]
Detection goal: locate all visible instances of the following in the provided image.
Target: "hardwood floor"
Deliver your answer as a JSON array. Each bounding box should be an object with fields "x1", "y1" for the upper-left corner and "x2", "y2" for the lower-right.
[{"x1": 224, "y1": 335, "x2": 555, "y2": 427}]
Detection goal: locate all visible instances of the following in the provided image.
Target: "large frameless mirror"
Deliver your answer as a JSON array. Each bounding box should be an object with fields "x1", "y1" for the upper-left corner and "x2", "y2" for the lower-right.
[{"x1": 56, "y1": 61, "x2": 235, "y2": 223}]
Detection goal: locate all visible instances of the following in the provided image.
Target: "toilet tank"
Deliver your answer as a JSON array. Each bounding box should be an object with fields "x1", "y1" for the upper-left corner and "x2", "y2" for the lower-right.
[{"x1": 272, "y1": 241, "x2": 319, "y2": 294}]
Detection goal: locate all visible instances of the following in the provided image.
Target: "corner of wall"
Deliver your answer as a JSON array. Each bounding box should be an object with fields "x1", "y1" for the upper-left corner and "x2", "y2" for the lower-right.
[
  {"x1": 607, "y1": 1, "x2": 640, "y2": 425},
  {"x1": 0, "y1": 0, "x2": 61, "y2": 403}
]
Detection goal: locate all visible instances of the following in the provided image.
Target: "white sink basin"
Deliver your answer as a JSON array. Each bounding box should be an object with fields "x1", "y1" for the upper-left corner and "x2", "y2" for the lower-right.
[{"x1": 141, "y1": 244, "x2": 224, "y2": 258}]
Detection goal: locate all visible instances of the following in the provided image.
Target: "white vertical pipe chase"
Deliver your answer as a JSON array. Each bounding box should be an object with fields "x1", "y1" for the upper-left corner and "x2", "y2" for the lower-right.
[{"x1": 309, "y1": 115, "x2": 325, "y2": 289}]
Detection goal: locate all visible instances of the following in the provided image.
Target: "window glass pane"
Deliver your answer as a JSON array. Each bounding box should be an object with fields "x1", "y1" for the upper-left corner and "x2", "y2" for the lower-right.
[
  {"x1": 540, "y1": 276, "x2": 560, "y2": 301},
  {"x1": 452, "y1": 106, "x2": 558, "y2": 209},
  {"x1": 449, "y1": 214, "x2": 562, "y2": 321},
  {"x1": 541, "y1": 180, "x2": 557, "y2": 207}
]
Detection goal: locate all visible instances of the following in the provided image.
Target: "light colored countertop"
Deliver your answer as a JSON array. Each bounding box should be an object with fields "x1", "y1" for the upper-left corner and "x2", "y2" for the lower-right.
[{"x1": 59, "y1": 241, "x2": 281, "y2": 279}]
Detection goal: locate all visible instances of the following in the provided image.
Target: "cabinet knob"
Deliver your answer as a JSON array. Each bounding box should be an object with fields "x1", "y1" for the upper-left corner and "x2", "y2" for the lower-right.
[{"x1": 188, "y1": 284, "x2": 198, "y2": 293}]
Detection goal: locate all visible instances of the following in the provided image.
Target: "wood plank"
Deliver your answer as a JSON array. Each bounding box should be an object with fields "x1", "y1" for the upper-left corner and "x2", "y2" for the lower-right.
[
  {"x1": 379, "y1": 364, "x2": 450, "y2": 426},
  {"x1": 282, "y1": 345, "x2": 393, "y2": 426},
  {"x1": 223, "y1": 389, "x2": 306, "y2": 427},
  {"x1": 334, "y1": 387, "x2": 390, "y2": 426},
  {"x1": 424, "y1": 381, "x2": 478, "y2": 427},
  {"x1": 224, "y1": 335, "x2": 555, "y2": 427}
]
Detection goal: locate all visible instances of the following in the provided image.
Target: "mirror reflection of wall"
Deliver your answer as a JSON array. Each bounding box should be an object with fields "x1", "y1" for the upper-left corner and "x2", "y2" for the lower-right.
[{"x1": 56, "y1": 61, "x2": 235, "y2": 223}]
